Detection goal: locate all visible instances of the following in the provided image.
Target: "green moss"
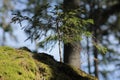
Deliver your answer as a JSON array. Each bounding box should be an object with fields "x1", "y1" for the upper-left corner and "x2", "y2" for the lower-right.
[
  {"x1": 0, "y1": 46, "x2": 37, "y2": 80},
  {"x1": 0, "y1": 46, "x2": 97, "y2": 80}
]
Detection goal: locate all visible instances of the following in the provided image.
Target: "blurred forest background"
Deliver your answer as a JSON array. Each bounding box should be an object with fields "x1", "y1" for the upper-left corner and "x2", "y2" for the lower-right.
[{"x1": 0, "y1": 0, "x2": 120, "y2": 80}]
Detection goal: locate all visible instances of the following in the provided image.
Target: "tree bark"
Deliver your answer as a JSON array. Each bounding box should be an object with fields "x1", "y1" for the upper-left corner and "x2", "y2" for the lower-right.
[
  {"x1": 63, "y1": 0, "x2": 81, "y2": 69},
  {"x1": 64, "y1": 42, "x2": 81, "y2": 69}
]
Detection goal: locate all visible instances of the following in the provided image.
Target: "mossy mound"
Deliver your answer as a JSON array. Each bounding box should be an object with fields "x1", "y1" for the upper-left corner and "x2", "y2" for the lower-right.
[
  {"x1": 0, "y1": 46, "x2": 97, "y2": 80},
  {"x1": 0, "y1": 46, "x2": 37, "y2": 80}
]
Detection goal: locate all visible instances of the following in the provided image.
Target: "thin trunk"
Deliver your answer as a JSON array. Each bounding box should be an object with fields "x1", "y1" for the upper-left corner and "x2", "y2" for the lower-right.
[
  {"x1": 56, "y1": 14, "x2": 62, "y2": 62},
  {"x1": 93, "y1": 46, "x2": 98, "y2": 78},
  {"x1": 93, "y1": 26, "x2": 99, "y2": 78},
  {"x1": 89, "y1": 1, "x2": 99, "y2": 78},
  {"x1": 87, "y1": 37, "x2": 91, "y2": 74},
  {"x1": 58, "y1": 40, "x2": 62, "y2": 62}
]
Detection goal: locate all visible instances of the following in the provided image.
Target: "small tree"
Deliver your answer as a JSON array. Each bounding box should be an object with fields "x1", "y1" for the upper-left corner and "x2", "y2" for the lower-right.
[{"x1": 12, "y1": 0, "x2": 93, "y2": 62}]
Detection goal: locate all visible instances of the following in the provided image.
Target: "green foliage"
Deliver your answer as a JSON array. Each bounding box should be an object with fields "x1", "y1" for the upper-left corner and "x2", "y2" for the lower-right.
[
  {"x1": 11, "y1": 0, "x2": 108, "y2": 60},
  {"x1": 93, "y1": 42, "x2": 108, "y2": 54},
  {"x1": 58, "y1": 9, "x2": 94, "y2": 43},
  {"x1": 11, "y1": 2, "x2": 93, "y2": 47}
]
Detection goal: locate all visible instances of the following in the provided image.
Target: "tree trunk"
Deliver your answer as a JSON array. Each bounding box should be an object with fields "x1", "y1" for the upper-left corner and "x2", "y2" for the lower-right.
[
  {"x1": 93, "y1": 26, "x2": 99, "y2": 78},
  {"x1": 89, "y1": 2, "x2": 99, "y2": 78},
  {"x1": 63, "y1": 0, "x2": 81, "y2": 69},
  {"x1": 93, "y1": 46, "x2": 98, "y2": 78},
  {"x1": 87, "y1": 37, "x2": 91, "y2": 74},
  {"x1": 64, "y1": 42, "x2": 81, "y2": 69}
]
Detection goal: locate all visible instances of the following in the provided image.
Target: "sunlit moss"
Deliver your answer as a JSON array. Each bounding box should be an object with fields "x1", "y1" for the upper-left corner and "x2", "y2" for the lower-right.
[
  {"x1": 0, "y1": 46, "x2": 37, "y2": 80},
  {"x1": 0, "y1": 46, "x2": 97, "y2": 80}
]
